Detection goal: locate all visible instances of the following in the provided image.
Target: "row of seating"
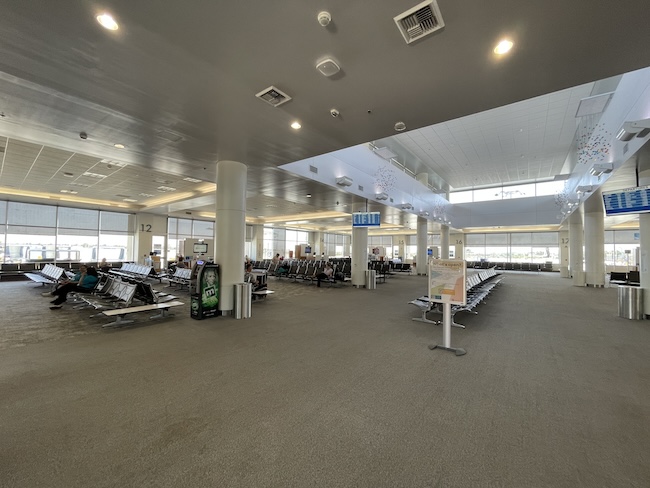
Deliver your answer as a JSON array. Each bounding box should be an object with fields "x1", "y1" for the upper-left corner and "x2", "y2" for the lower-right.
[
  {"x1": 24, "y1": 264, "x2": 67, "y2": 288},
  {"x1": 466, "y1": 261, "x2": 554, "y2": 272},
  {"x1": 1, "y1": 261, "x2": 125, "y2": 280},
  {"x1": 409, "y1": 267, "x2": 504, "y2": 328},
  {"x1": 609, "y1": 271, "x2": 640, "y2": 286},
  {"x1": 109, "y1": 263, "x2": 160, "y2": 281},
  {"x1": 166, "y1": 268, "x2": 192, "y2": 290},
  {"x1": 74, "y1": 273, "x2": 183, "y2": 327}
]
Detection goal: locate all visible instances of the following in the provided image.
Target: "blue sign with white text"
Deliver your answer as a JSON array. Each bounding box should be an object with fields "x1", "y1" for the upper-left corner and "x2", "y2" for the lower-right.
[
  {"x1": 603, "y1": 186, "x2": 650, "y2": 216},
  {"x1": 352, "y1": 212, "x2": 381, "y2": 227}
]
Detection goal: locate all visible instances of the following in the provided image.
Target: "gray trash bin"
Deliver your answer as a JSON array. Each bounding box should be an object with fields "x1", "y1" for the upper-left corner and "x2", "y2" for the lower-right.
[
  {"x1": 234, "y1": 282, "x2": 252, "y2": 319},
  {"x1": 365, "y1": 270, "x2": 377, "y2": 290},
  {"x1": 618, "y1": 285, "x2": 643, "y2": 320}
]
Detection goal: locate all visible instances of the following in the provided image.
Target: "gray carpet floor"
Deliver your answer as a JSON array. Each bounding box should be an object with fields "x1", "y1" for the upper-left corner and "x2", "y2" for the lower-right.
[{"x1": 1, "y1": 272, "x2": 649, "y2": 487}]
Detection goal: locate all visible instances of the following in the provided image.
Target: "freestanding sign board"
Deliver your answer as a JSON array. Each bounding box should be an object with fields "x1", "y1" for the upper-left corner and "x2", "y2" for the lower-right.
[
  {"x1": 428, "y1": 259, "x2": 467, "y2": 306},
  {"x1": 427, "y1": 258, "x2": 467, "y2": 356}
]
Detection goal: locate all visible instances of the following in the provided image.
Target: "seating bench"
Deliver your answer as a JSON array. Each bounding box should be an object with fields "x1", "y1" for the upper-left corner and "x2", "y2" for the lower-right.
[
  {"x1": 409, "y1": 268, "x2": 504, "y2": 328},
  {"x1": 101, "y1": 300, "x2": 185, "y2": 326},
  {"x1": 24, "y1": 264, "x2": 66, "y2": 289}
]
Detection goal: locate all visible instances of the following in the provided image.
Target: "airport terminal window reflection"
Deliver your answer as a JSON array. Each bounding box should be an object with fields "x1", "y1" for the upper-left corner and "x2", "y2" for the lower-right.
[
  {"x1": 473, "y1": 188, "x2": 502, "y2": 202},
  {"x1": 263, "y1": 227, "x2": 285, "y2": 259},
  {"x1": 285, "y1": 229, "x2": 309, "y2": 257},
  {"x1": 57, "y1": 231, "x2": 99, "y2": 263},
  {"x1": 98, "y1": 234, "x2": 131, "y2": 262},
  {"x1": 449, "y1": 191, "x2": 473, "y2": 204},
  {"x1": 5, "y1": 231, "x2": 55, "y2": 263},
  {"x1": 192, "y1": 220, "x2": 213, "y2": 238},
  {"x1": 535, "y1": 180, "x2": 566, "y2": 197}
]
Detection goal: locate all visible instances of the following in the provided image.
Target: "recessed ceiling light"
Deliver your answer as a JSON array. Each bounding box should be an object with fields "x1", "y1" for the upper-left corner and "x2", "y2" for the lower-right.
[
  {"x1": 494, "y1": 39, "x2": 514, "y2": 55},
  {"x1": 113, "y1": 143, "x2": 125, "y2": 149},
  {"x1": 122, "y1": 198, "x2": 138, "y2": 203},
  {"x1": 139, "y1": 193, "x2": 155, "y2": 198},
  {"x1": 306, "y1": 194, "x2": 312, "y2": 198},
  {"x1": 63, "y1": 172, "x2": 74, "y2": 177},
  {"x1": 96, "y1": 13, "x2": 119, "y2": 31},
  {"x1": 290, "y1": 121, "x2": 301, "y2": 130},
  {"x1": 60, "y1": 189, "x2": 78, "y2": 194},
  {"x1": 183, "y1": 177, "x2": 202, "y2": 183}
]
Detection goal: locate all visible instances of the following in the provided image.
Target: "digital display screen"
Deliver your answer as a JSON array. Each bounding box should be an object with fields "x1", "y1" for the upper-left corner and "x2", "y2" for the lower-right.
[
  {"x1": 602, "y1": 186, "x2": 650, "y2": 216},
  {"x1": 352, "y1": 212, "x2": 381, "y2": 227},
  {"x1": 193, "y1": 243, "x2": 208, "y2": 253}
]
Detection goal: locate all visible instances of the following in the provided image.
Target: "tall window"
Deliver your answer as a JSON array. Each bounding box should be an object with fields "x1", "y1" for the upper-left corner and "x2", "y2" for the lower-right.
[
  {"x1": 5, "y1": 202, "x2": 57, "y2": 263},
  {"x1": 0, "y1": 201, "x2": 134, "y2": 264}
]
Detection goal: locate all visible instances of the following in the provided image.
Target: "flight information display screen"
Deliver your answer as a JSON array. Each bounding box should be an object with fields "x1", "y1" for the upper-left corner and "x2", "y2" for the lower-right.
[
  {"x1": 352, "y1": 212, "x2": 381, "y2": 227},
  {"x1": 602, "y1": 186, "x2": 650, "y2": 216}
]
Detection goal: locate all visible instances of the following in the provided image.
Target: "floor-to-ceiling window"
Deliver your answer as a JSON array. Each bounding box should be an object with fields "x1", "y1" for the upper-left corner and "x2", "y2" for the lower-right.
[
  {"x1": 604, "y1": 230, "x2": 639, "y2": 268},
  {"x1": 0, "y1": 201, "x2": 134, "y2": 264}
]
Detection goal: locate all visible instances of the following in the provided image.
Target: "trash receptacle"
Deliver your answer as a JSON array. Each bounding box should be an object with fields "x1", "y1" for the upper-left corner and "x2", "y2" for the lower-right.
[
  {"x1": 234, "y1": 283, "x2": 252, "y2": 319},
  {"x1": 618, "y1": 285, "x2": 643, "y2": 320},
  {"x1": 365, "y1": 270, "x2": 377, "y2": 290}
]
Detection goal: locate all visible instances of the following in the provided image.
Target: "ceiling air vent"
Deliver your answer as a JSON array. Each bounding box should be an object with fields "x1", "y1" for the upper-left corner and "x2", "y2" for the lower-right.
[
  {"x1": 309, "y1": 165, "x2": 318, "y2": 174},
  {"x1": 358, "y1": 185, "x2": 364, "y2": 191},
  {"x1": 255, "y1": 86, "x2": 292, "y2": 107},
  {"x1": 394, "y1": 0, "x2": 444, "y2": 45}
]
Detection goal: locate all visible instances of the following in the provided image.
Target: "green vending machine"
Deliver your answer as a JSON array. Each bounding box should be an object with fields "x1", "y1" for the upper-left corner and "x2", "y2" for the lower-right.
[{"x1": 190, "y1": 261, "x2": 220, "y2": 319}]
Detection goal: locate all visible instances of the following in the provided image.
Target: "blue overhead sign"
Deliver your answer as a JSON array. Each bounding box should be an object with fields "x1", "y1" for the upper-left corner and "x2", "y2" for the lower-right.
[
  {"x1": 603, "y1": 186, "x2": 650, "y2": 216},
  {"x1": 352, "y1": 212, "x2": 381, "y2": 227}
]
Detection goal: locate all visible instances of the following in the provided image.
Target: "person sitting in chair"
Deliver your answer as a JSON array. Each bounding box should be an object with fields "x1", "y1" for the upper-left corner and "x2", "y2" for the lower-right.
[
  {"x1": 314, "y1": 263, "x2": 334, "y2": 288},
  {"x1": 245, "y1": 263, "x2": 266, "y2": 292},
  {"x1": 43, "y1": 265, "x2": 99, "y2": 309}
]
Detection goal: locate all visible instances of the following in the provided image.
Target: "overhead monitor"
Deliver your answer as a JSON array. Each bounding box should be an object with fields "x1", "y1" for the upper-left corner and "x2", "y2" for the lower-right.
[
  {"x1": 193, "y1": 243, "x2": 208, "y2": 253},
  {"x1": 602, "y1": 186, "x2": 650, "y2": 216},
  {"x1": 352, "y1": 212, "x2": 381, "y2": 227}
]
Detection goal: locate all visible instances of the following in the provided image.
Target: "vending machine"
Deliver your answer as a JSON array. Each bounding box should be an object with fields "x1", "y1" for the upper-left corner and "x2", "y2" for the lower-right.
[{"x1": 190, "y1": 260, "x2": 220, "y2": 320}]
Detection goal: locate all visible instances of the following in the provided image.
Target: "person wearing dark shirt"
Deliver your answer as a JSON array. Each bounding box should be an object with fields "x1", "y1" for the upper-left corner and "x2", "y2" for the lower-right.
[{"x1": 43, "y1": 265, "x2": 99, "y2": 309}]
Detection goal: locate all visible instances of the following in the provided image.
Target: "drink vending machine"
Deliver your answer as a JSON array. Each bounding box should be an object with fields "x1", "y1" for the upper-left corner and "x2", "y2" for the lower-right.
[{"x1": 190, "y1": 260, "x2": 220, "y2": 319}]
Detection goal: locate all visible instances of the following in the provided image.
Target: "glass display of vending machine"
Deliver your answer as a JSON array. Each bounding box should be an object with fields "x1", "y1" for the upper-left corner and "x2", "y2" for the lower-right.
[{"x1": 190, "y1": 260, "x2": 220, "y2": 319}]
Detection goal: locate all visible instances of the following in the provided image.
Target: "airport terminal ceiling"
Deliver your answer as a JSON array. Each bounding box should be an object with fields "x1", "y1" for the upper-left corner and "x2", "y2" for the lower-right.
[{"x1": 0, "y1": 1, "x2": 650, "y2": 233}]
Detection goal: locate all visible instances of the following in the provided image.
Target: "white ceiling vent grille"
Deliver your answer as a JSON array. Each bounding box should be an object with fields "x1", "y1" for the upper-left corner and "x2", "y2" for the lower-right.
[
  {"x1": 309, "y1": 165, "x2": 318, "y2": 174},
  {"x1": 394, "y1": 0, "x2": 444, "y2": 45},
  {"x1": 255, "y1": 86, "x2": 292, "y2": 107}
]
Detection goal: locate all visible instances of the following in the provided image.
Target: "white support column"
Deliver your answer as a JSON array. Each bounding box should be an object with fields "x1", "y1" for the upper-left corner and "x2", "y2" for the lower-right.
[
  {"x1": 393, "y1": 235, "x2": 406, "y2": 260},
  {"x1": 638, "y1": 165, "x2": 650, "y2": 315},
  {"x1": 251, "y1": 224, "x2": 264, "y2": 261},
  {"x1": 215, "y1": 160, "x2": 247, "y2": 314},
  {"x1": 351, "y1": 203, "x2": 368, "y2": 287},
  {"x1": 559, "y1": 230, "x2": 569, "y2": 277},
  {"x1": 134, "y1": 213, "x2": 167, "y2": 265},
  {"x1": 416, "y1": 217, "x2": 428, "y2": 275},
  {"x1": 584, "y1": 207, "x2": 605, "y2": 287},
  {"x1": 569, "y1": 211, "x2": 585, "y2": 286},
  {"x1": 451, "y1": 232, "x2": 464, "y2": 260},
  {"x1": 441, "y1": 225, "x2": 450, "y2": 260}
]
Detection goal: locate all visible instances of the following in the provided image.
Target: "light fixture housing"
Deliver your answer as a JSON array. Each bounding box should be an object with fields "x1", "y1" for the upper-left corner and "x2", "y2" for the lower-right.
[
  {"x1": 400, "y1": 203, "x2": 413, "y2": 210},
  {"x1": 96, "y1": 13, "x2": 119, "y2": 30},
  {"x1": 616, "y1": 119, "x2": 650, "y2": 141},
  {"x1": 576, "y1": 185, "x2": 595, "y2": 194},
  {"x1": 493, "y1": 39, "x2": 513, "y2": 54},
  {"x1": 336, "y1": 176, "x2": 353, "y2": 187},
  {"x1": 589, "y1": 163, "x2": 613, "y2": 177},
  {"x1": 375, "y1": 192, "x2": 389, "y2": 201}
]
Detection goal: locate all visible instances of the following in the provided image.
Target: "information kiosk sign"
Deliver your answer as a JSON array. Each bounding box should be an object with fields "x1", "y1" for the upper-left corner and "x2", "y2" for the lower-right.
[
  {"x1": 428, "y1": 259, "x2": 467, "y2": 306},
  {"x1": 427, "y1": 258, "x2": 467, "y2": 356}
]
